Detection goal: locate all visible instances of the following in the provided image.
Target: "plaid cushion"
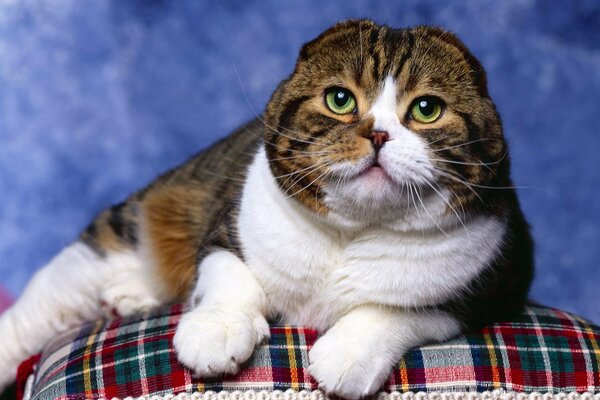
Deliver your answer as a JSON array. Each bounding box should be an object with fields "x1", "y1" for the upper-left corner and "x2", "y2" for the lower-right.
[{"x1": 24, "y1": 304, "x2": 600, "y2": 400}]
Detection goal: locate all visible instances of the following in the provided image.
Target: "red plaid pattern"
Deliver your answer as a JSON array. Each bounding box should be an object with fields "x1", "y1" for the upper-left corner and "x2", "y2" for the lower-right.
[{"x1": 19, "y1": 304, "x2": 600, "y2": 400}]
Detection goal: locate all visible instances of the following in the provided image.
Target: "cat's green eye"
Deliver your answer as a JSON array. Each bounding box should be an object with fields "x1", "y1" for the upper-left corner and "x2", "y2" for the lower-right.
[
  {"x1": 325, "y1": 87, "x2": 357, "y2": 115},
  {"x1": 410, "y1": 96, "x2": 443, "y2": 124}
]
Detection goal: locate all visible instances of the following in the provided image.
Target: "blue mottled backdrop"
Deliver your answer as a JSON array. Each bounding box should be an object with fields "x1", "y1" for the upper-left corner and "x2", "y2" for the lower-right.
[{"x1": 0, "y1": 1, "x2": 599, "y2": 321}]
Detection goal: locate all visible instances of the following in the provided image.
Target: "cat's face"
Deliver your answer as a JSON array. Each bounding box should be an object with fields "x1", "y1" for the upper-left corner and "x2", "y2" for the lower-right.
[{"x1": 264, "y1": 20, "x2": 509, "y2": 227}]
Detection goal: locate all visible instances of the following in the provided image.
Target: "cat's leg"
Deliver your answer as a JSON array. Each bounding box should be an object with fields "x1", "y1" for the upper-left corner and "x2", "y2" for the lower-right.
[
  {"x1": 308, "y1": 306, "x2": 461, "y2": 399},
  {"x1": 173, "y1": 250, "x2": 270, "y2": 376},
  {"x1": 0, "y1": 241, "x2": 162, "y2": 393}
]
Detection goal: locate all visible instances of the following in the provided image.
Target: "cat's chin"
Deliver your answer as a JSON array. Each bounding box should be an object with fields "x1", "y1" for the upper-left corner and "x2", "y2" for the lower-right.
[
  {"x1": 322, "y1": 180, "x2": 451, "y2": 232},
  {"x1": 340, "y1": 170, "x2": 399, "y2": 201},
  {"x1": 321, "y1": 161, "x2": 449, "y2": 228},
  {"x1": 334, "y1": 161, "x2": 428, "y2": 199},
  {"x1": 322, "y1": 175, "x2": 410, "y2": 224}
]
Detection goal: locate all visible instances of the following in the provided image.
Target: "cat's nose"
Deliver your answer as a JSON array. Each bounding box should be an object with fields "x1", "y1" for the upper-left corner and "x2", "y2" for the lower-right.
[{"x1": 371, "y1": 130, "x2": 390, "y2": 151}]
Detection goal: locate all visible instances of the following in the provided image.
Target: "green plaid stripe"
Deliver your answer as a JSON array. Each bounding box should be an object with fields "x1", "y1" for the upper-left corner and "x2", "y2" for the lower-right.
[{"x1": 27, "y1": 305, "x2": 600, "y2": 399}]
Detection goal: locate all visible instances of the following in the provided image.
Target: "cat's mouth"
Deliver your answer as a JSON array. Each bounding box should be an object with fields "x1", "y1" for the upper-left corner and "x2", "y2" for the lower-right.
[
  {"x1": 354, "y1": 158, "x2": 394, "y2": 183},
  {"x1": 327, "y1": 152, "x2": 435, "y2": 190}
]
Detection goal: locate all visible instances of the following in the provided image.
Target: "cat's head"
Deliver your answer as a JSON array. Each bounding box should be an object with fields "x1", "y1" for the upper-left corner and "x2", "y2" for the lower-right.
[{"x1": 264, "y1": 20, "x2": 509, "y2": 229}]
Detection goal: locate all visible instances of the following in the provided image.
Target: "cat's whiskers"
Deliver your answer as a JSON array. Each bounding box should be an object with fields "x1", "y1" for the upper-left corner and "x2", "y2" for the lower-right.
[
  {"x1": 433, "y1": 167, "x2": 484, "y2": 203},
  {"x1": 404, "y1": 182, "x2": 412, "y2": 219},
  {"x1": 238, "y1": 125, "x2": 293, "y2": 154},
  {"x1": 435, "y1": 165, "x2": 549, "y2": 193},
  {"x1": 229, "y1": 53, "x2": 329, "y2": 145},
  {"x1": 426, "y1": 135, "x2": 454, "y2": 147},
  {"x1": 408, "y1": 183, "x2": 421, "y2": 222},
  {"x1": 432, "y1": 146, "x2": 509, "y2": 176},
  {"x1": 431, "y1": 138, "x2": 501, "y2": 153},
  {"x1": 431, "y1": 157, "x2": 498, "y2": 174},
  {"x1": 274, "y1": 161, "x2": 331, "y2": 180},
  {"x1": 414, "y1": 184, "x2": 448, "y2": 237},
  {"x1": 267, "y1": 126, "x2": 330, "y2": 147},
  {"x1": 209, "y1": 142, "x2": 326, "y2": 172},
  {"x1": 229, "y1": 51, "x2": 333, "y2": 151},
  {"x1": 268, "y1": 150, "x2": 333, "y2": 163},
  {"x1": 284, "y1": 165, "x2": 334, "y2": 200},
  {"x1": 240, "y1": 123, "x2": 328, "y2": 155},
  {"x1": 280, "y1": 162, "x2": 329, "y2": 190},
  {"x1": 330, "y1": 165, "x2": 348, "y2": 197},
  {"x1": 281, "y1": 160, "x2": 334, "y2": 196},
  {"x1": 443, "y1": 184, "x2": 468, "y2": 219},
  {"x1": 190, "y1": 145, "x2": 330, "y2": 177},
  {"x1": 424, "y1": 179, "x2": 470, "y2": 237}
]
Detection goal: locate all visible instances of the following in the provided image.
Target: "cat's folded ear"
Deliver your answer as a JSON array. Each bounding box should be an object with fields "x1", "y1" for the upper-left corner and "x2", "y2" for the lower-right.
[
  {"x1": 297, "y1": 19, "x2": 376, "y2": 63},
  {"x1": 415, "y1": 26, "x2": 490, "y2": 98}
]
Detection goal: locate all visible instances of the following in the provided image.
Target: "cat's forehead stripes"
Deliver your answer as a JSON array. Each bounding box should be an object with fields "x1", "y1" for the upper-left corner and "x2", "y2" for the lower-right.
[
  {"x1": 297, "y1": 20, "x2": 487, "y2": 103},
  {"x1": 367, "y1": 26, "x2": 415, "y2": 84}
]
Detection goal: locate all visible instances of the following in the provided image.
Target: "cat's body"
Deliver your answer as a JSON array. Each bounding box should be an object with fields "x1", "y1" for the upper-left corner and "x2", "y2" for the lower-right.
[{"x1": 0, "y1": 20, "x2": 533, "y2": 399}]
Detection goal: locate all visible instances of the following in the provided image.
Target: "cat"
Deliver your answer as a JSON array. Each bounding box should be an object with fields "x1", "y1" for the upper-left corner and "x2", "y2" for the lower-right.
[{"x1": 0, "y1": 20, "x2": 533, "y2": 399}]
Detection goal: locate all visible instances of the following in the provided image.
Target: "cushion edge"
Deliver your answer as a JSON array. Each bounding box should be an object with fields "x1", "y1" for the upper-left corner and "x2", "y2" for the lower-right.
[{"x1": 103, "y1": 389, "x2": 600, "y2": 400}]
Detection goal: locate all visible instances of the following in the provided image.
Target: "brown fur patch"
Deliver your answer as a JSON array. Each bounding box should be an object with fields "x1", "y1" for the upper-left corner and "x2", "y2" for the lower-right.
[
  {"x1": 79, "y1": 120, "x2": 261, "y2": 301},
  {"x1": 142, "y1": 186, "x2": 212, "y2": 300}
]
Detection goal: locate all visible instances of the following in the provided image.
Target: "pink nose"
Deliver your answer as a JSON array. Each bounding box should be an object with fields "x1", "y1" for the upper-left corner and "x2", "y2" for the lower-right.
[{"x1": 371, "y1": 130, "x2": 389, "y2": 148}]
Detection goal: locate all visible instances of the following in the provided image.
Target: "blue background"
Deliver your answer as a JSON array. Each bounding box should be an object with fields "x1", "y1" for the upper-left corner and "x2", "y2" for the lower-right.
[{"x1": 0, "y1": 1, "x2": 599, "y2": 322}]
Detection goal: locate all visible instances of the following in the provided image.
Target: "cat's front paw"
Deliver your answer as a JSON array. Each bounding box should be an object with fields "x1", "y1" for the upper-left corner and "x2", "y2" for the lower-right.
[
  {"x1": 100, "y1": 276, "x2": 162, "y2": 317},
  {"x1": 308, "y1": 330, "x2": 392, "y2": 399},
  {"x1": 173, "y1": 306, "x2": 269, "y2": 377}
]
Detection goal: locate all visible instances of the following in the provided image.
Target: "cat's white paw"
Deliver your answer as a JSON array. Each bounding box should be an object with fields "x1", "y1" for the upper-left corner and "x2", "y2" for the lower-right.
[
  {"x1": 308, "y1": 330, "x2": 392, "y2": 399},
  {"x1": 100, "y1": 280, "x2": 162, "y2": 317},
  {"x1": 173, "y1": 306, "x2": 269, "y2": 377}
]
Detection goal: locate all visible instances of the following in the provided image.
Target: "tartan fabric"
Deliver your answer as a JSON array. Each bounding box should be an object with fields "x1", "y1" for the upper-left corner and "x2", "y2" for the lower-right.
[{"x1": 25, "y1": 304, "x2": 600, "y2": 400}]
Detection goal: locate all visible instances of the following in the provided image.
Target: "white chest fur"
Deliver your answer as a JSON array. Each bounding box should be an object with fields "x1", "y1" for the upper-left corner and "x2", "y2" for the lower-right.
[{"x1": 238, "y1": 148, "x2": 506, "y2": 330}]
